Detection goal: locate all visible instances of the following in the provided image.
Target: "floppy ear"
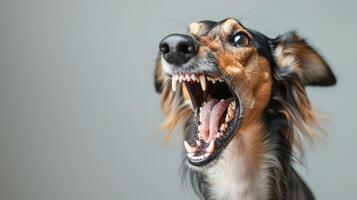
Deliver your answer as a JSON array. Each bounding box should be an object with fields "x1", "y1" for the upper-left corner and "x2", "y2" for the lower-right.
[{"x1": 272, "y1": 31, "x2": 336, "y2": 86}]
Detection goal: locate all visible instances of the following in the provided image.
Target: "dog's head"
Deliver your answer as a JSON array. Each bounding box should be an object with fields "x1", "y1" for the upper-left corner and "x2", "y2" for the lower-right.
[{"x1": 154, "y1": 18, "x2": 336, "y2": 166}]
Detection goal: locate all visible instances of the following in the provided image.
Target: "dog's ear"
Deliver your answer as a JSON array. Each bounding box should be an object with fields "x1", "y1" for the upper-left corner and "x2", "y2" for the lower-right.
[{"x1": 272, "y1": 31, "x2": 336, "y2": 86}]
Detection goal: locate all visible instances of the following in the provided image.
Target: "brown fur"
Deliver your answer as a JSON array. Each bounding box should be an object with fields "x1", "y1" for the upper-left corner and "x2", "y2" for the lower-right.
[{"x1": 155, "y1": 18, "x2": 336, "y2": 200}]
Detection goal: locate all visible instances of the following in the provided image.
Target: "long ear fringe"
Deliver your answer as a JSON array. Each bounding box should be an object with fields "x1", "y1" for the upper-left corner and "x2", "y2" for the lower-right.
[
  {"x1": 270, "y1": 67, "x2": 324, "y2": 158},
  {"x1": 272, "y1": 31, "x2": 336, "y2": 87}
]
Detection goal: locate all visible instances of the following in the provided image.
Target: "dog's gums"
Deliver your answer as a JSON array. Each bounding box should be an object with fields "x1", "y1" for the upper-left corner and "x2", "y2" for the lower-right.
[
  {"x1": 170, "y1": 73, "x2": 243, "y2": 165},
  {"x1": 155, "y1": 18, "x2": 337, "y2": 199}
]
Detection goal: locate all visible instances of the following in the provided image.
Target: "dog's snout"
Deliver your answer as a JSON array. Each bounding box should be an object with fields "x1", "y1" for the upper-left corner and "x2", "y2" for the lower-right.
[{"x1": 159, "y1": 34, "x2": 198, "y2": 66}]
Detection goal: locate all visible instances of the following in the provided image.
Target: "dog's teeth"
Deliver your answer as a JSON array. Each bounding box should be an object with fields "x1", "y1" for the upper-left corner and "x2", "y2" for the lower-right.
[
  {"x1": 220, "y1": 123, "x2": 228, "y2": 132},
  {"x1": 185, "y1": 74, "x2": 191, "y2": 81},
  {"x1": 184, "y1": 140, "x2": 196, "y2": 154},
  {"x1": 206, "y1": 141, "x2": 215, "y2": 153},
  {"x1": 219, "y1": 126, "x2": 224, "y2": 132},
  {"x1": 199, "y1": 75, "x2": 206, "y2": 91},
  {"x1": 204, "y1": 152, "x2": 209, "y2": 158},
  {"x1": 231, "y1": 101, "x2": 236, "y2": 108},
  {"x1": 191, "y1": 74, "x2": 197, "y2": 81},
  {"x1": 207, "y1": 76, "x2": 217, "y2": 84},
  {"x1": 172, "y1": 76, "x2": 177, "y2": 91},
  {"x1": 178, "y1": 75, "x2": 183, "y2": 83},
  {"x1": 187, "y1": 153, "x2": 195, "y2": 159},
  {"x1": 228, "y1": 105, "x2": 234, "y2": 112},
  {"x1": 225, "y1": 112, "x2": 233, "y2": 122},
  {"x1": 229, "y1": 101, "x2": 234, "y2": 109},
  {"x1": 226, "y1": 107, "x2": 234, "y2": 122}
]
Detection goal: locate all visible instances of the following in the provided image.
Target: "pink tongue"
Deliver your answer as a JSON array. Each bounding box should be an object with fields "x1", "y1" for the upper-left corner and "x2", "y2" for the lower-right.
[{"x1": 198, "y1": 98, "x2": 232, "y2": 142}]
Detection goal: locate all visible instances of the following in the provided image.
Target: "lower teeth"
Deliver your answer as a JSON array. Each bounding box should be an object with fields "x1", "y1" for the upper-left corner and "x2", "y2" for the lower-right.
[{"x1": 184, "y1": 100, "x2": 236, "y2": 159}]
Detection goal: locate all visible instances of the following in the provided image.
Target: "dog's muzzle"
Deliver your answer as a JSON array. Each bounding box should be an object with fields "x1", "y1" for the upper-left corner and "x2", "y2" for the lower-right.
[{"x1": 159, "y1": 34, "x2": 198, "y2": 66}]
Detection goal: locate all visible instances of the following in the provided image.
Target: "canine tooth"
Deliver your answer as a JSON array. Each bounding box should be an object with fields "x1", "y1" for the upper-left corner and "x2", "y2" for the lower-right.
[
  {"x1": 225, "y1": 112, "x2": 233, "y2": 122},
  {"x1": 229, "y1": 102, "x2": 235, "y2": 108},
  {"x1": 204, "y1": 152, "x2": 209, "y2": 158},
  {"x1": 228, "y1": 108, "x2": 234, "y2": 115},
  {"x1": 172, "y1": 76, "x2": 177, "y2": 91},
  {"x1": 199, "y1": 75, "x2": 206, "y2": 91},
  {"x1": 228, "y1": 105, "x2": 234, "y2": 114},
  {"x1": 228, "y1": 105, "x2": 234, "y2": 112},
  {"x1": 184, "y1": 140, "x2": 196, "y2": 154},
  {"x1": 231, "y1": 101, "x2": 236, "y2": 108},
  {"x1": 206, "y1": 141, "x2": 215, "y2": 153}
]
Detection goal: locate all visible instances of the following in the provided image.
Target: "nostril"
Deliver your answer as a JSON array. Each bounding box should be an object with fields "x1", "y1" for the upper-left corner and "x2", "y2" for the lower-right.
[
  {"x1": 159, "y1": 43, "x2": 170, "y2": 54},
  {"x1": 159, "y1": 34, "x2": 198, "y2": 66},
  {"x1": 177, "y1": 42, "x2": 195, "y2": 54}
]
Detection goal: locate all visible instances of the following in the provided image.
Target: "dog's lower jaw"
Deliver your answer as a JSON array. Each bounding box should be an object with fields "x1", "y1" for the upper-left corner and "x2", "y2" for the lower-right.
[{"x1": 204, "y1": 123, "x2": 276, "y2": 200}]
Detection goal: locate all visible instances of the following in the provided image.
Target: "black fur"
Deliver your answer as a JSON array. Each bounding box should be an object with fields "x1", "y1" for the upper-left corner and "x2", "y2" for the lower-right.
[
  {"x1": 180, "y1": 29, "x2": 318, "y2": 200},
  {"x1": 156, "y1": 21, "x2": 335, "y2": 200}
]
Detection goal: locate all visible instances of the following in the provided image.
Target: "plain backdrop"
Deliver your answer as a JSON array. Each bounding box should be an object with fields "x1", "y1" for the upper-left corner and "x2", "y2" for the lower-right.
[{"x1": 0, "y1": 0, "x2": 356, "y2": 199}]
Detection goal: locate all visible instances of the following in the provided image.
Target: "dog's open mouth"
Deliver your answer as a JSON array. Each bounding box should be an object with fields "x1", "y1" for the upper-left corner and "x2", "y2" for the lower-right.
[{"x1": 171, "y1": 73, "x2": 244, "y2": 166}]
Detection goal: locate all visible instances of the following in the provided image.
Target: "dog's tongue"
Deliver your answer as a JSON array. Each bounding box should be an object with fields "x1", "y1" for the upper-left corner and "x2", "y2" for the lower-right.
[{"x1": 198, "y1": 98, "x2": 232, "y2": 142}]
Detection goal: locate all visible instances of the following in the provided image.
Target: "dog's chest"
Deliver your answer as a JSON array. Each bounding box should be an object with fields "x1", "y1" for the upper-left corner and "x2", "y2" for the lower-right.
[{"x1": 205, "y1": 139, "x2": 271, "y2": 200}]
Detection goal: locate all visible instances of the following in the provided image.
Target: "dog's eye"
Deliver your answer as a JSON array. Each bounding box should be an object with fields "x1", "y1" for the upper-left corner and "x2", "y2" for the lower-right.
[{"x1": 230, "y1": 32, "x2": 250, "y2": 47}]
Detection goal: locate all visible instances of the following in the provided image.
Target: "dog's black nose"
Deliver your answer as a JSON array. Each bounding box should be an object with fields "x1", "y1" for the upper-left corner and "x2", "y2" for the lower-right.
[{"x1": 159, "y1": 34, "x2": 198, "y2": 66}]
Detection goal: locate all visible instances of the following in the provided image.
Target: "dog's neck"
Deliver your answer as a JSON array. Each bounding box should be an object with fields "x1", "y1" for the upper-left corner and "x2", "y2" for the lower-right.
[{"x1": 203, "y1": 123, "x2": 277, "y2": 200}]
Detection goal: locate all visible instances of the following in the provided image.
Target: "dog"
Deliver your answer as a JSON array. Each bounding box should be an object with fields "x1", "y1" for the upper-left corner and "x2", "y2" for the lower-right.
[{"x1": 154, "y1": 18, "x2": 336, "y2": 200}]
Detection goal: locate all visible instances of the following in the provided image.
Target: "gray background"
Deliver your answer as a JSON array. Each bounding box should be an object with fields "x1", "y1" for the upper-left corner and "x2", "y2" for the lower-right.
[{"x1": 0, "y1": 0, "x2": 355, "y2": 199}]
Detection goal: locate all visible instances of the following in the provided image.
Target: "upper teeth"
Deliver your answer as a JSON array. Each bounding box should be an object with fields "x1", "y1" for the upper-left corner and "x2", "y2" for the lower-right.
[
  {"x1": 171, "y1": 74, "x2": 223, "y2": 92},
  {"x1": 171, "y1": 76, "x2": 178, "y2": 91},
  {"x1": 199, "y1": 75, "x2": 206, "y2": 91},
  {"x1": 207, "y1": 76, "x2": 223, "y2": 83}
]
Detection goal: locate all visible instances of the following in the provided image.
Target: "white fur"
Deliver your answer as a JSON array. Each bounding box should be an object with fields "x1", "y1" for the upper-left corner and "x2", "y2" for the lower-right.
[
  {"x1": 202, "y1": 125, "x2": 280, "y2": 200},
  {"x1": 160, "y1": 55, "x2": 217, "y2": 75}
]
